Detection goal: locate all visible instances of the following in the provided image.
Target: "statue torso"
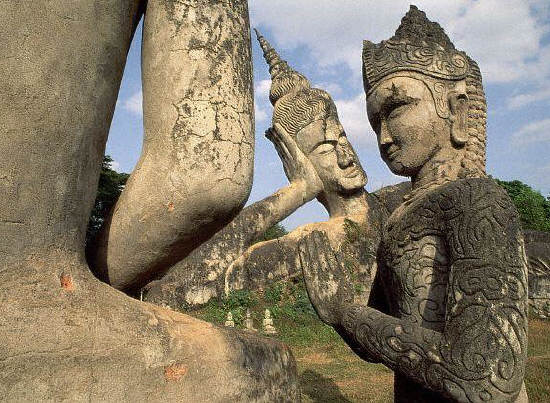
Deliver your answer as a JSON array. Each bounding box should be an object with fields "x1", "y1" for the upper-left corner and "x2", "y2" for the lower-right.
[{"x1": 379, "y1": 185, "x2": 451, "y2": 333}]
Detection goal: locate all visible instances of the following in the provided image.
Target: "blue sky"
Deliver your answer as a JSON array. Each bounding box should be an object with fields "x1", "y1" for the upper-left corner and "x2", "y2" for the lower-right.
[{"x1": 107, "y1": 1, "x2": 550, "y2": 230}]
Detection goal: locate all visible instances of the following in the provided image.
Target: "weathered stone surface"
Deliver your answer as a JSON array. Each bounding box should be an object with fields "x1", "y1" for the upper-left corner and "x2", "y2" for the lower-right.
[
  {"x1": 144, "y1": 183, "x2": 319, "y2": 307},
  {"x1": 297, "y1": 6, "x2": 528, "y2": 402},
  {"x1": 1, "y1": 258, "x2": 300, "y2": 402},
  {"x1": 372, "y1": 181, "x2": 411, "y2": 214},
  {"x1": 90, "y1": 0, "x2": 255, "y2": 292},
  {"x1": 0, "y1": 1, "x2": 299, "y2": 401},
  {"x1": 145, "y1": 34, "x2": 388, "y2": 311},
  {"x1": 524, "y1": 230, "x2": 550, "y2": 318}
]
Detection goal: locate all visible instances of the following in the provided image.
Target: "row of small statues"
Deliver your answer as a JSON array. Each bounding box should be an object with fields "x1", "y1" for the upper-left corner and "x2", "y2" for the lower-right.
[{"x1": 225, "y1": 308, "x2": 278, "y2": 335}]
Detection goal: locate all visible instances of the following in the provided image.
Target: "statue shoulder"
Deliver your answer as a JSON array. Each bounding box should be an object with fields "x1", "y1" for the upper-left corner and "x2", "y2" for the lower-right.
[
  {"x1": 435, "y1": 177, "x2": 524, "y2": 260},
  {"x1": 372, "y1": 181, "x2": 411, "y2": 214},
  {"x1": 436, "y1": 177, "x2": 517, "y2": 216}
]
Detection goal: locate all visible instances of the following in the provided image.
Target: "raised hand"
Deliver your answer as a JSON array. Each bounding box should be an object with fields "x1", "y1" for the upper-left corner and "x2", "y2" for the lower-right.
[
  {"x1": 297, "y1": 230, "x2": 355, "y2": 326},
  {"x1": 266, "y1": 123, "x2": 324, "y2": 202}
]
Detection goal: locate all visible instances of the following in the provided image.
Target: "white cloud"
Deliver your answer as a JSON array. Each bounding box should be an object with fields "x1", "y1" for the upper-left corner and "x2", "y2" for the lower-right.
[
  {"x1": 250, "y1": 1, "x2": 550, "y2": 85},
  {"x1": 512, "y1": 118, "x2": 550, "y2": 146},
  {"x1": 254, "y1": 79, "x2": 272, "y2": 124},
  {"x1": 123, "y1": 90, "x2": 143, "y2": 116},
  {"x1": 507, "y1": 85, "x2": 550, "y2": 109},
  {"x1": 255, "y1": 79, "x2": 271, "y2": 99},
  {"x1": 255, "y1": 103, "x2": 268, "y2": 123},
  {"x1": 334, "y1": 94, "x2": 377, "y2": 148},
  {"x1": 313, "y1": 82, "x2": 343, "y2": 97},
  {"x1": 445, "y1": 0, "x2": 550, "y2": 83}
]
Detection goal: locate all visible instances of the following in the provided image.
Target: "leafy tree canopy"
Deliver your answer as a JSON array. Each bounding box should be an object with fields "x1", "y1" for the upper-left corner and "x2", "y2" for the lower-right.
[
  {"x1": 496, "y1": 179, "x2": 550, "y2": 232},
  {"x1": 256, "y1": 223, "x2": 288, "y2": 243},
  {"x1": 87, "y1": 156, "x2": 129, "y2": 243}
]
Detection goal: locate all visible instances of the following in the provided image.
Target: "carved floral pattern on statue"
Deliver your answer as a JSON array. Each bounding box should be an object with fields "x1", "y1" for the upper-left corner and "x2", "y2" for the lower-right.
[{"x1": 349, "y1": 179, "x2": 528, "y2": 402}]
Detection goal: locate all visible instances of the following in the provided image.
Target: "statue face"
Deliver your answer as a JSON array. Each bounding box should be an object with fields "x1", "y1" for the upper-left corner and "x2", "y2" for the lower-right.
[
  {"x1": 296, "y1": 114, "x2": 367, "y2": 194},
  {"x1": 366, "y1": 76, "x2": 450, "y2": 177}
]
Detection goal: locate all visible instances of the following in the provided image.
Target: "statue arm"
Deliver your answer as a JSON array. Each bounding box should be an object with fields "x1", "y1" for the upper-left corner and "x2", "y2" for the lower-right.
[
  {"x1": 89, "y1": 1, "x2": 255, "y2": 291},
  {"x1": 172, "y1": 122, "x2": 323, "y2": 271},
  {"x1": 303, "y1": 181, "x2": 528, "y2": 402},
  {"x1": 144, "y1": 125, "x2": 323, "y2": 305}
]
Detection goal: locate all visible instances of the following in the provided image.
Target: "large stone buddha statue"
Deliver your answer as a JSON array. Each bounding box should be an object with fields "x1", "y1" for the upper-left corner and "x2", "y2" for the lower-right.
[
  {"x1": 299, "y1": 6, "x2": 529, "y2": 402},
  {"x1": 0, "y1": 2, "x2": 298, "y2": 401}
]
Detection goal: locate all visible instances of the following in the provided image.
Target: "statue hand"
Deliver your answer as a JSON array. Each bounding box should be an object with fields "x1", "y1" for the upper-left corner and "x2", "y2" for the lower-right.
[
  {"x1": 266, "y1": 123, "x2": 323, "y2": 201},
  {"x1": 297, "y1": 230, "x2": 355, "y2": 327}
]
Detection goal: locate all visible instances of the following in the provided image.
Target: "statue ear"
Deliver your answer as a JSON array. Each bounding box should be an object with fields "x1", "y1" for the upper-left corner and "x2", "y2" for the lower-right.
[{"x1": 448, "y1": 92, "x2": 469, "y2": 146}]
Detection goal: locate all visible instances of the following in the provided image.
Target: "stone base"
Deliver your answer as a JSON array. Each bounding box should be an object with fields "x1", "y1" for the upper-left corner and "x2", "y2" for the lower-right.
[{"x1": 0, "y1": 255, "x2": 300, "y2": 402}]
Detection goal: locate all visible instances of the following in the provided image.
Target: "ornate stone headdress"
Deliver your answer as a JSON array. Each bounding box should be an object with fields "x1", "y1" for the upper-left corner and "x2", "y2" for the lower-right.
[
  {"x1": 255, "y1": 29, "x2": 337, "y2": 137},
  {"x1": 362, "y1": 5, "x2": 487, "y2": 176}
]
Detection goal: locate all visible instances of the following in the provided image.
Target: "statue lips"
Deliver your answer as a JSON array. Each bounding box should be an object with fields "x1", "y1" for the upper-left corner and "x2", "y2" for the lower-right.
[
  {"x1": 343, "y1": 166, "x2": 361, "y2": 178},
  {"x1": 384, "y1": 146, "x2": 400, "y2": 161}
]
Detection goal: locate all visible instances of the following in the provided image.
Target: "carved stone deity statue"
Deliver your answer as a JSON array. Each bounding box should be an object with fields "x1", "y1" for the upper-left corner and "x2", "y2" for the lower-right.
[
  {"x1": 299, "y1": 6, "x2": 529, "y2": 402},
  {"x1": 144, "y1": 32, "x2": 388, "y2": 311},
  {"x1": 0, "y1": 2, "x2": 298, "y2": 401}
]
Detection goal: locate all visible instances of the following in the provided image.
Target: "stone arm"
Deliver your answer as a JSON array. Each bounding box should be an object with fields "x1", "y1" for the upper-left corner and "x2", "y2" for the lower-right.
[
  {"x1": 301, "y1": 180, "x2": 528, "y2": 402},
  {"x1": 144, "y1": 124, "x2": 323, "y2": 307},
  {"x1": 89, "y1": 0, "x2": 256, "y2": 291}
]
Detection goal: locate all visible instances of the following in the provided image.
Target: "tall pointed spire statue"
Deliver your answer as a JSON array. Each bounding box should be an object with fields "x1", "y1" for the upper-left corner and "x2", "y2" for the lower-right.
[{"x1": 255, "y1": 29, "x2": 337, "y2": 137}]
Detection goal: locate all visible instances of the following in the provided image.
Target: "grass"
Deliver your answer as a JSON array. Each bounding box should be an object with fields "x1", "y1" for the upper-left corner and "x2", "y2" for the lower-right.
[
  {"x1": 187, "y1": 281, "x2": 550, "y2": 402},
  {"x1": 525, "y1": 316, "x2": 550, "y2": 402}
]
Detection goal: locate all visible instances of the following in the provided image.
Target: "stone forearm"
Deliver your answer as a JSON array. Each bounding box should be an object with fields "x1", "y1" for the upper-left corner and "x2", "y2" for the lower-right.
[
  {"x1": 144, "y1": 182, "x2": 310, "y2": 306},
  {"x1": 90, "y1": 0, "x2": 254, "y2": 291},
  {"x1": 340, "y1": 304, "x2": 520, "y2": 402},
  {"x1": 176, "y1": 182, "x2": 312, "y2": 269}
]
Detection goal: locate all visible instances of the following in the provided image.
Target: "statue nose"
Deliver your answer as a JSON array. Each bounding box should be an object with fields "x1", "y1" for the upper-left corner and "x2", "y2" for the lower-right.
[
  {"x1": 379, "y1": 120, "x2": 393, "y2": 146},
  {"x1": 337, "y1": 143, "x2": 353, "y2": 168}
]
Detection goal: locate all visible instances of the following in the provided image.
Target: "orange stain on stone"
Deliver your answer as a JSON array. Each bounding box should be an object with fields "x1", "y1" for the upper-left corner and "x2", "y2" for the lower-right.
[
  {"x1": 167, "y1": 202, "x2": 175, "y2": 212},
  {"x1": 60, "y1": 273, "x2": 74, "y2": 291},
  {"x1": 164, "y1": 363, "x2": 188, "y2": 381}
]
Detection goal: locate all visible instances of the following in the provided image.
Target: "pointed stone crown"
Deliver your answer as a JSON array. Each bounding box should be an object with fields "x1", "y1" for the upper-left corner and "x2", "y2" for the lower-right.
[
  {"x1": 363, "y1": 5, "x2": 471, "y2": 96},
  {"x1": 254, "y1": 29, "x2": 311, "y2": 106}
]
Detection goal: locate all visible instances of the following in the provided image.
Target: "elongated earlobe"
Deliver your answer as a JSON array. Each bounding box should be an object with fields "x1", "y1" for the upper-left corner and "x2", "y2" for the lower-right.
[{"x1": 448, "y1": 92, "x2": 469, "y2": 146}]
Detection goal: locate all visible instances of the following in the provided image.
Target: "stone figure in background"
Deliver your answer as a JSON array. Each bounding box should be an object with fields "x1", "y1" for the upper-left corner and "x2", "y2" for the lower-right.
[
  {"x1": 144, "y1": 31, "x2": 388, "y2": 311},
  {"x1": 225, "y1": 312, "x2": 236, "y2": 328},
  {"x1": 298, "y1": 6, "x2": 529, "y2": 402},
  {"x1": 0, "y1": 1, "x2": 299, "y2": 401},
  {"x1": 523, "y1": 230, "x2": 550, "y2": 318},
  {"x1": 244, "y1": 308, "x2": 257, "y2": 331},
  {"x1": 263, "y1": 309, "x2": 278, "y2": 335}
]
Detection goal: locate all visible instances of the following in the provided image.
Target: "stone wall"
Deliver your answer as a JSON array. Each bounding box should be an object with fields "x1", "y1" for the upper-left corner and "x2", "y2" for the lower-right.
[{"x1": 524, "y1": 230, "x2": 550, "y2": 318}]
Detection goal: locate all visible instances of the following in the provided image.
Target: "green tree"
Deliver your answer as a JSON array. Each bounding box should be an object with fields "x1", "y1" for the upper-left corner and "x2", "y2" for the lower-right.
[
  {"x1": 87, "y1": 156, "x2": 129, "y2": 243},
  {"x1": 496, "y1": 179, "x2": 550, "y2": 232},
  {"x1": 256, "y1": 223, "x2": 288, "y2": 243}
]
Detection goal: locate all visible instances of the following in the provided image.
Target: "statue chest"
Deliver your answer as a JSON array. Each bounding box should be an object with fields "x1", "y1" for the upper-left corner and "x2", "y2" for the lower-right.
[{"x1": 380, "y1": 196, "x2": 449, "y2": 332}]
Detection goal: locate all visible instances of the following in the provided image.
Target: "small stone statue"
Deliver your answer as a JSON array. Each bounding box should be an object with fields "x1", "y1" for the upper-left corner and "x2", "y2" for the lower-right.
[
  {"x1": 262, "y1": 309, "x2": 277, "y2": 335},
  {"x1": 244, "y1": 308, "x2": 257, "y2": 332},
  {"x1": 224, "y1": 312, "x2": 235, "y2": 328}
]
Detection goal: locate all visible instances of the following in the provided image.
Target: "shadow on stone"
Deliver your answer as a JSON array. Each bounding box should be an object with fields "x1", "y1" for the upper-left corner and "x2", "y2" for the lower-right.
[{"x1": 300, "y1": 369, "x2": 351, "y2": 402}]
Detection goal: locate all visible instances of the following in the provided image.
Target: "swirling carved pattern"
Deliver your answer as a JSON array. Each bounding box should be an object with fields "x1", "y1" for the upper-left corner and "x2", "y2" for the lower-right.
[
  {"x1": 273, "y1": 88, "x2": 336, "y2": 137},
  {"x1": 363, "y1": 40, "x2": 470, "y2": 95},
  {"x1": 343, "y1": 178, "x2": 528, "y2": 402}
]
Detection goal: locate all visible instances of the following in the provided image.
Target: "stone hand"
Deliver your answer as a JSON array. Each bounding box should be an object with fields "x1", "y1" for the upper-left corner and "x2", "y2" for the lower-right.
[
  {"x1": 297, "y1": 230, "x2": 355, "y2": 327},
  {"x1": 266, "y1": 123, "x2": 323, "y2": 201}
]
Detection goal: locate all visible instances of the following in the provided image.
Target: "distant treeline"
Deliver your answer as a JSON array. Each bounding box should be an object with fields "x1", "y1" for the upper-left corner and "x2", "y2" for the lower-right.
[{"x1": 495, "y1": 179, "x2": 550, "y2": 232}]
